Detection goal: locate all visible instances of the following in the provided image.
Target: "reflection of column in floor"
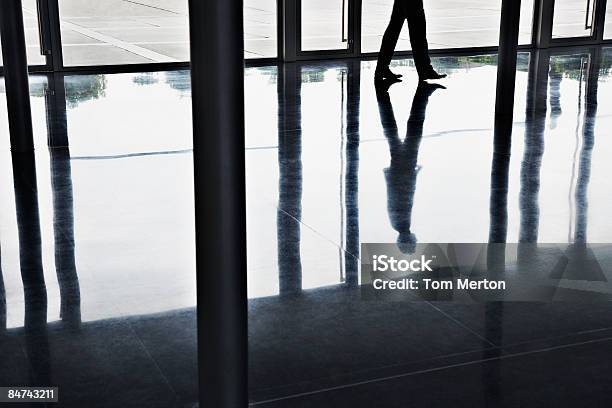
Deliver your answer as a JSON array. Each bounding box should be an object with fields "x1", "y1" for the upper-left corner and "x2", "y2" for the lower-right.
[
  {"x1": 344, "y1": 61, "x2": 360, "y2": 287},
  {"x1": 46, "y1": 73, "x2": 82, "y2": 326},
  {"x1": 484, "y1": 113, "x2": 511, "y2": 407},
  {"x1": 484, "y1": 3, "x2": 522, "y2": 395},
  {"x1": 488, "y1": 119, "x2": 511, "y2": 247},
  {"x1": 548, "y1": 63, "x2": 563, "y2": 130},
  {"x1": 556, "y1": 52, "x2": 601, "y2": 284},
  {"x1": 277, "y1": 64, "x2": 303, "y2": 295},
  {"x1": 51, "y1": 148, "x2": 81, "y2": 326},
  {"x1": 573, "y1": 52, "x2": 599, "y2": 244},
  {"x1": 12, "y1": 152, "x2": 51, "y2": 387},
  {"x1": 519, "y1": 50, "x2": 549, "y2": 247},
  {"x1": 0, "y1": 245, "x2": 5, "y2": 331}
]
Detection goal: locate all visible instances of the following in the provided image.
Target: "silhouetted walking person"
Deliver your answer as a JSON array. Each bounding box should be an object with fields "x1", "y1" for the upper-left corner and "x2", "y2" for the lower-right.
[
  {"x1": 375, "y1": 0, "x2": 446, "y2": 82},
  {"x1": 376, "y1": 81, "x2": 444, "y2": 253}
]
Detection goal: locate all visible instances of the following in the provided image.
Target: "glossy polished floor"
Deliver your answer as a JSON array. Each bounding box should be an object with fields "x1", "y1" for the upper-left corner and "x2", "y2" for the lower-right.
[{"x1": 1, "y1": 47, "x2": 612, "y2": 407}]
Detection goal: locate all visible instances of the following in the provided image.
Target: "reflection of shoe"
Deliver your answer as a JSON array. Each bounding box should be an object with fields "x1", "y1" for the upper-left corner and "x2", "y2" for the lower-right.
[
  {"x1": 418, "y1": 82, "x2": 446, "y2": 92},
  {"x1": 417, "y1": 82, "x2": 446, "y2": 98},
  {"x1": 375, "y1": 66, "x2": 403, "y2": 81},
  {"x1": 419, "y1": 69, "x2": 447, "y2": 81}
]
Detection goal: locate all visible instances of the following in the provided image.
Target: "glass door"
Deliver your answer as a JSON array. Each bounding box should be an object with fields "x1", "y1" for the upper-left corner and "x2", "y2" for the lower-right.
[
  {"x1": 552, "y1": 0, "x2": 596, "y2": 38},
  {"x1": 549, "y1": 0, "x2": 607, "y2": 44},
  {"x1": 297, "y1": 0, "x2": 356, "y2": 56},
  {"x1": 0, "y1": 0, "x2": 51, "y2": 69}
]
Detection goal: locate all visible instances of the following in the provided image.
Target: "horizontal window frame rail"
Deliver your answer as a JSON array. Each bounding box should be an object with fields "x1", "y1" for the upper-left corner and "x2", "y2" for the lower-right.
[{"x1": 1, "y1": 41, "x2": 612, "y2": 78}]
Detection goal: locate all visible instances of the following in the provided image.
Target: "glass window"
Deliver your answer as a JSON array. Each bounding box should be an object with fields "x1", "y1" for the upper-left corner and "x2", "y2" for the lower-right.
[
  {"x1": 0, "y1": 0, "x2": 46, "y2": 67},
  {"x1": 361, "y1": 0, "x2": 535, "y2": 54},
  {"x1": 301, "y1": 0, "x2": 349, "y2": 51},
  {"x1": 552, "y1": 0, "x2": 594, "y2": 38},
  {"x1": 604, "y1": 0, "x2": 612, "y2": 38},
  {"x1": 57, "y1": 0, "x2": 276, "y2": 66},
  {"x1": 58, "y1": 0, "x2": 191, "y2": 66},
  {"x1": 245, "y1": 0, "x2": 278, "y2": 58}
]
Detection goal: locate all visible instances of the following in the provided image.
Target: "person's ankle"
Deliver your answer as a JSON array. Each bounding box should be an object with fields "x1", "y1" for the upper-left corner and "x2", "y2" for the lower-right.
[
  {"x1": 418, "y1": 68, "x2": 446, "y2": 81},
  {"x1": 375, "y1": 66, "x2": 402, "y2": 79}
]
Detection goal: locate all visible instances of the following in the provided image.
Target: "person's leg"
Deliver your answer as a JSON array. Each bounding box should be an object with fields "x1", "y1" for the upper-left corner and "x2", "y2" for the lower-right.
[
  {"x1": 376, "y1": 0, "x2": 406, "y2": 78},
  {"x1": 406, "y1": 0, "x2": 446, "y2": 80}
]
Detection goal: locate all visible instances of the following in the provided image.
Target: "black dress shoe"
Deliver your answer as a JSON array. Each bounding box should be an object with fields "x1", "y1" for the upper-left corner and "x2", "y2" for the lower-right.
[
  {"x1": 419, "y1": 69, "x2": 447, "y2": 81},
  {"x1": 375, "y1": 67, "x2": 403, "y2": 81},
  {"x1": 375, "y1": 77, "x2": 402, "y2": 92}
]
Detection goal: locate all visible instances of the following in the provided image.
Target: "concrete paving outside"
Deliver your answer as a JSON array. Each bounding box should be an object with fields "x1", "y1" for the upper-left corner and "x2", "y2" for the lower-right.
[{"x1": 1, "y1": 0, "x2": 611, "y2": 67}]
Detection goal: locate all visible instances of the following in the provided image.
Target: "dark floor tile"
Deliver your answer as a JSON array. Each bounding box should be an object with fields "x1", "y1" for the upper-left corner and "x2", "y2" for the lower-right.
[
  {"x1": 435, "y1": 302, "x2": 612, "y2": 346},
  {"x1": 253, "y1": 337, "x2": 612, "y2": 408},
  {"x1": 10, "y1": 319, "x2": 179, "y2": 408},
  {"x1": 249, "y1": 286, "x2": 487, "y2": 399},
  {"x1": 0, "y1": 333, "x2": 30, "y2": 387},
  {"x1": 128, "y1": 308, "x2": 198, "y2": 405}
]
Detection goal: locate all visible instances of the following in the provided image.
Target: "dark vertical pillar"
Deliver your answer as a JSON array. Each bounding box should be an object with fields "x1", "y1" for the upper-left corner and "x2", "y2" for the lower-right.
[
  {"x1": 489, "y1": 0, "x2": 521, "y2": 244},
  {"x1": 188, "y1": 1, "x2": 248, "y2": 407},
  {"x1": 594, "y1": 0, "x2": 608, "y2": 42},
  {"x1": 45, "y1": 0, "x2": 65, "y2": 72},
  {"x1": 282, "y1": 0, "x2": 298, "y2": 61},
  {"x1": 495, "y1": 0, "x2": 522, "y2": 117},
  {"x1": 344, "y1": 60, "x2": 360, "y2": 287},
  {"x1": 534, "y1": 0, "x2": 554, "y2": 48},
  {"x1": 0, "y1": 0, "x2": 34, "y2": 152},
  {"x1": 277, "y1": 63, "x2": 303, "y2": 296},
  {"x1": 45, "y1": 73, "x2": 69, "y2": 147}
]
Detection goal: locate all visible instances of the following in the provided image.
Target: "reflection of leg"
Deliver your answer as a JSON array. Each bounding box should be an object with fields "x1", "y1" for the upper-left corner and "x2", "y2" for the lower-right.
[
  {"x1": 375, "y1": 82, "x2": 400, "y2": 150},
  {"x1": 376, "y1": 0, "x2": 405, "y2": 79},
  {"x1": 408, "y1": 82, "x2": 445, "y2": 127}
]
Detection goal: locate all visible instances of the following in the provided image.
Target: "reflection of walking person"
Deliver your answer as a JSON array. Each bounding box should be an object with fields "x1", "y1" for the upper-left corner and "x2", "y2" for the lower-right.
[
  {"x1": 375, "y1": 0, "x2": 446, "y2": 82},
  {"x1": 376, "y1": 81, "x2": 445, "y2": 253}
]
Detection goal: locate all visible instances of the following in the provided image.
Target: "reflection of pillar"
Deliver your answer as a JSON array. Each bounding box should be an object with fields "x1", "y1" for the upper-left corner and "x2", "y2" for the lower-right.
[
  {"x1": 50, "y1": 148, "x2": 81, "y2": 326},
  {"x1": 519, "y1": 50, "x2": 549, "y2": 247},
  {"x1": 12, "y1": 152, "x2": 51, "y2": 386},
  {"x1": 489, "y1": 0, "x2": 521, "y2": 245},
  {"x1": 344, "y1": 61, "x2": 360, "y2": 287},
  {"x1": 484, "y1": 0, "x2": 521, "y2": 400},
  {"x1": 488, "y1": 123, "x2": 512, "y2": 246},
  {"x1": 44, "y1": 71, "x2": 82, "y2": 325},
  {"x1": 574, "y1": 50, "x2": 599, "y2": 244},
  {"x1": 484, "y1": 126, "x2": 508, "y2": 405},
  {"x1": 548, "y1": 63, "x2": 562, "y2": 130},
  {"x1": 13, "y1": 153, "x2": 47, "y2": 316},
  {"x1": 277, "y1": 63, "x2": 303, "y2": 296},
  {"x1": 0, "y1": 245, "x2": 5, "y2": 331}
]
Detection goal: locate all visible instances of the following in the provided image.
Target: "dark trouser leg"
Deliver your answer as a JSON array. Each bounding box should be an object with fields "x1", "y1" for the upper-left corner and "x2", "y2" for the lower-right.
[
  {"x1": 406, "y1": 0, "x2": 432, "y2": 75},
  {"x1": 377, "y1": 0, "x2": 406, "y2": 69}
]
